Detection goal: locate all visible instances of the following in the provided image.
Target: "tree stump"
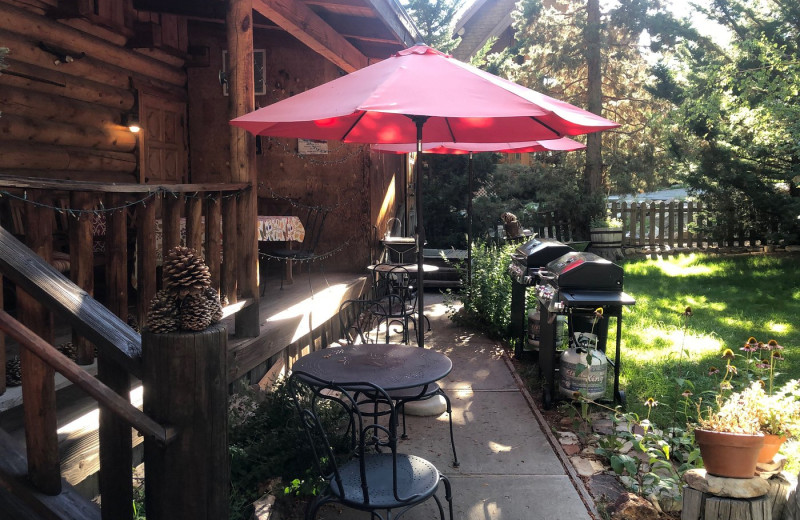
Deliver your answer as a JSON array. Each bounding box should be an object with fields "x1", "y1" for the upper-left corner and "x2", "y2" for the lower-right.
[{"x1": 682, "y1": 486, "x2": 771, "y2": 520}]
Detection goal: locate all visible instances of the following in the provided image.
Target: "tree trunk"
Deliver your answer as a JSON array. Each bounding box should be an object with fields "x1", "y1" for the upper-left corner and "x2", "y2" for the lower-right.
[{"x1": 584, "y1": 0, "x2": 603, "y2": 198}]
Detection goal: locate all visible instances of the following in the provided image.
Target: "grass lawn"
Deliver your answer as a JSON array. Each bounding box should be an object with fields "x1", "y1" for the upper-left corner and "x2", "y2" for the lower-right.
[{"x1": 610, "y1": 252, "x2": 800, "y2": 469}]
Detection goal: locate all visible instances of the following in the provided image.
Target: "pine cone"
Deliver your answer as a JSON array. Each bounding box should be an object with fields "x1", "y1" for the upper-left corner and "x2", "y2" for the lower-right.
[
  {"x1": 5, "y1": 356, "x2": 22, "y2": 387},
  {"x1": 179, "y1": 292, "x2": 214, "y2": 331},
  {"x1": 163, "y1": 246, "x2": 211, "y2": 297},
  {"x1": 204, "y1": 287, "x2": 224, "y2": 323},
  {"x1": 145, "y1": 289, "x2": 179, "y2": 334}
]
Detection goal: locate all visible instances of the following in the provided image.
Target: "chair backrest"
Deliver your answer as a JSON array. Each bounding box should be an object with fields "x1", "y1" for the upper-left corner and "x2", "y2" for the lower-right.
[
  {"x1": 371, "y1": 264, "x2": 417, "y2": 309},
  {"x1": 296, "y1": 204, "x2": 331, "y2": 256},
  {"x1": 338, "y1": 298, "x2": 388, "y2": 344},
  {"x1": 287, "y1": 371, "x2": 402, "y2": 503}
]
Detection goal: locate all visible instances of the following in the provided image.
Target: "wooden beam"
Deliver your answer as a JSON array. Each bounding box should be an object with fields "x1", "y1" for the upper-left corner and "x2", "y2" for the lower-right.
[
  {"x1": 0, "y1": 142, "x2": 137, "y2": 173},
  {"x1": 68, "y1": 191, "x2": 96, "y2": 365},
  {"x1": 253, "y1": 0, "x2": 367, "y2": 73},
  {"x1": 0, "y1": 113, "x2": 136, "y2": 153},
  {"x1": 363, "y1": 0, "x2": 420, "y2": 48}
]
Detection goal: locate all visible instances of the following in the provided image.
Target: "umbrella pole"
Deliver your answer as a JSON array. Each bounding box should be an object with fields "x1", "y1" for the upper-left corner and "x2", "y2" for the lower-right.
[
  {"x1": 411, "y1": 116, "x2": 428, "y2": 348},
  {"x1": 467, "y1": 152, "x2": 474, "y2": 288}
]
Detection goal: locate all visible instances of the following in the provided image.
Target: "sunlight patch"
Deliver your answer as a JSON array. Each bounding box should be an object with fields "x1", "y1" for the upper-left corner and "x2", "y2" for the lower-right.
[
  {"x1": 767, "y1": 322, "x2": 791, "y2": 335},
  {"x1": 655, "y1": 259, "x2": 717, "y2": 277},
  {"x1": 488, "y1": 441, "x2": 513, "y2": 453}
]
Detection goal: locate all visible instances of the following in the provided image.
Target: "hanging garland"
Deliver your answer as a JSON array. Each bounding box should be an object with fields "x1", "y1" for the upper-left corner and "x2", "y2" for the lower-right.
[{"x1": 0, "y1": 187, "x2": 249, "y2": 218}]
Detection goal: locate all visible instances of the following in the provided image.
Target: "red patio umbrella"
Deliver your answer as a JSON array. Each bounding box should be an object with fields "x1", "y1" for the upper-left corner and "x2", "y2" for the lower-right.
[
  {"x1": 372, "y1": 138, "x2": 587, "y2": 286},
  {"x1": 231, "y1": 45, "x2": 618, "y2": 347}
]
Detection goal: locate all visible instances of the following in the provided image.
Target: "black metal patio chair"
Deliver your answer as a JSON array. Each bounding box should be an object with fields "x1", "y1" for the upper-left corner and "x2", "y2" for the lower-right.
[
  {"x1": 287, "y1": 370, "x2": 454, "y2": 520},
  {"x1": 337, "y1": 298, "x2": 460, "y2": 467}
]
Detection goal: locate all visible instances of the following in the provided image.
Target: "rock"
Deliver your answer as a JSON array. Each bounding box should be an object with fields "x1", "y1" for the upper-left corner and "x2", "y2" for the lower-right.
[
  {"x1": 684, "y1": 468, "x2": 770, "y2": 498},
  {"x1": 588, "y1": 473, "x2": 628, "y2": 504},
  {"x1": 557, "y1": 431, "x2": 579, "y2": 445},
  {"x1": 757, "y1": 454, "x2": 787, "y2": 478},
  {"x1": 784, "y1": 244, "x2": 800, "y2": 252},
  {"x1": 619, "y1": 440, "x2": 633, "y2": 454},
  {"x1": 592, "y1": 419, "x2": 615, "y2": 435},
  {"x1": 610, "y1": 492, "x2": 662, "y2": 520},
  {"x1": 570, "y1": 456, "x2": 605, "y2": 477}
]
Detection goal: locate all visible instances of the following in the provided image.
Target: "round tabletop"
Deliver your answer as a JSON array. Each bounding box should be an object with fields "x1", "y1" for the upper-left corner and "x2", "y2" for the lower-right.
[
  {"x1": 292, "y1": 343, "x2": 452, "y2": 391},
  {"x1": 367, "y1": 263, "x2": 440, "y2": 273}
]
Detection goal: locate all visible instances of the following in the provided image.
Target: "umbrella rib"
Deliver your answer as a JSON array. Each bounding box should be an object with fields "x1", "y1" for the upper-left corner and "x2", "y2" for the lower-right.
[
  {"x1": 444, "y1": 118, "x2": 456, "y2": 142},
  {"x1": 529, "y1": 116, "x2": 562, "y2": 138},
  {"x1": 341, "y1": 112, "x2": 366, "y2": 141}
]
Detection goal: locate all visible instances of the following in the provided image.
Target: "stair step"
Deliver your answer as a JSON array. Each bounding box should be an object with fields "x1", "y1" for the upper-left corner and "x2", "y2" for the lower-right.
[{"x1": 0, "y1": 429, "x2": 101, "y2": 520}]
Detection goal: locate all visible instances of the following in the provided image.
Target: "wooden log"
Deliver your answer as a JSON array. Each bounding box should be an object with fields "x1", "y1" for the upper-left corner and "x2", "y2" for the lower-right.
[
  {"x1": 162, "y1": 193, "x2": 183, "y2": 257},
  {"x1": 206, "y1": 195, "x2": 222, "y2": 292},
  {"x1": 136, "y1": 200, "x2": 157, "y2": 329},
  {"x1": 1, "y1": 85, "x2": 120, "y2": 128},
  {"x1": 1, "y1": 58, "x2": 135, "y2": 110},
  {"x1": 185, "y1": 196, "x2": 203, "y2": 254},
  {"x1": 104, "y1": 193, "x2": 129, "y2": 322},
  {"x1": 228, "y1": 0, "x2": 259, "y2": 336},
  {"x1": 0, "y1": 275, "x2": 4, "y2": 396},
  {"x1": 0, "y1": 175, "x2": 248, "y2": 194},
  {"x1": 681, "y1": 485, "x2": 772, "y2": 520},
  {"x1": 69, "y1": 191, "x2": 96, "y2": 365},
  {"x1": 18, "y1": 196, "x2": 61, "y2": 495},
  {"x1": 98, "y1": 356, "x2": 133, "y2": 520},
  {"x1": 0, "y1": 169, "x2": 138, "y2": 184},
  {"x1": 143, "y1": 325, "x2": 229, "y2": 520},
  {"x1": 0, "y1": 113, "x2": 136, "y2": 152},
  {"x1": 0, "y1": 3, "x2": 187, "y2": 87},
  {"x1": 0, "y1": 30, "x2": 130, "y2": 89},
  {"x1": 0, "y1": 142, "x2": 137, "y2": 173},
  {"x1": 221, "y1": 195, "x2": 238, "y2": 304}
]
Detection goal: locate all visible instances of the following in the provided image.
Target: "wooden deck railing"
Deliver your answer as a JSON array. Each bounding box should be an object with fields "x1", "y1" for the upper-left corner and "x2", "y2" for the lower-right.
[{"x1": 0, "y1": 175, "x2": 256, "y2": 374}]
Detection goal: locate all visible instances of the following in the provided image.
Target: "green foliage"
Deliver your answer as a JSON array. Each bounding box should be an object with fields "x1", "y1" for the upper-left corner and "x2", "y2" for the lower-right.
[
  {"x1": 227, "y1": 378, "x2": 341, "y2": 520},
  {"x1": 132, "y1": 479, "x2": 146, "y2": 520},
  {"x1": 446, "y1": 241, "x2": 516, "y2": 340},
  {"x1": 399, "y1": 0, "x2": 463, "y2": 52},
  {"x1": 650, "y1": 0, "x2": 800, "y2": 244}
]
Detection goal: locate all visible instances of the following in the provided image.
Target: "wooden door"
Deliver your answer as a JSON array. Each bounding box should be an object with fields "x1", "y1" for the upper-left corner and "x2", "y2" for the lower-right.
[{"x1": 138, "y1": 91, "x2": 187, "y2": 184}]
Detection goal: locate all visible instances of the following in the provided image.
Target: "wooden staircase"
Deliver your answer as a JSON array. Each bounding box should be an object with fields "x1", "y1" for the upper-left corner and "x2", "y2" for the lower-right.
[{"x1": 0, "y1": 428, "x2": 100, "y2": 520}]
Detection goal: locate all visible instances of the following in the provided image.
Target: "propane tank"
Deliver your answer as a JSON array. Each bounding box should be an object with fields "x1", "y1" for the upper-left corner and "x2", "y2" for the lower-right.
[
  {"x1": 527, "y1": 311, "x2": 565, "y2": 351},
  {"x1": 527, "y1": 308, "x2": 540, "y2": 349},
  {"x1": 559, "y1": 341, "x2": 608, "y2": 399}
]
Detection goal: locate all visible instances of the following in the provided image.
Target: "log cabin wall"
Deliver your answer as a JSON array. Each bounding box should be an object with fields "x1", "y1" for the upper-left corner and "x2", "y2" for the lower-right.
[
  {"x1": 187, "y1": 20, "x2": 405, "y2": 273},
  {"x1": 0, "y1": 0, "x2": 189, "y2": 185}
]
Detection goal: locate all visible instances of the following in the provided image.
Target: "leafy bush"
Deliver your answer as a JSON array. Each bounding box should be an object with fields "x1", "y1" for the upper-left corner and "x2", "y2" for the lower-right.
[{"x1": 447, "y1": 240, "x2": 516, "y2": 340}]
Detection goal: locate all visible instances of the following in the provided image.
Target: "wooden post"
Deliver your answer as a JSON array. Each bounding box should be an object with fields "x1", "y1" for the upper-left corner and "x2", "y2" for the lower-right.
[
  {"x1": 162, "y1": 193, "x2": 183, "y2": 256},
  {"x1": 137, "y1": 199, "x2": 157, "y2": 327},
  {"x1": 682, "y1": 486, "x2": 771, "y2": 520},
  {"x1": 228, "y1": 0, "x2": 260, "y2": 337},
  {"x1": 0, "y1": 275, "x2": 4, "y2": 396},
  {"x1": 222, "y1": 195, "x2": 237, "y2": 304},
  {"x1": 19, "y1": 196, "x2": 61, "y2": 495},
  {"x1": 186, "y1": 196, "x2": 204, "y2": 254},
  {"x1": 206, "y1": 194, "x2": 222, "y2": 292},
  {"x1": 658, "y1": 201, "x2": 666, "y2": 250},
  {"x1": 648, "y1": 202, "x2": 656, "y2": 250},
  {"x1": 100, "y1": 192, "x2": 133, "y2": 520},
  {"x1": 668, "y1": 201, "x2": 675, "y2": 249},
  {"x1": 143, "y1": 324, "x2": 229, "y2": 520},
  {"x1": 69, "y1": 191, "x2": 96, "y2": 365},
  {"x1": 677, "y1": 201, "x2": 685, "y2": 248}
]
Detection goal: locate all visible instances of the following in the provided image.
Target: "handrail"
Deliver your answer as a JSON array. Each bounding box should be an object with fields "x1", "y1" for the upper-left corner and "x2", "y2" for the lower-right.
[
  {"x1": 0, "y1": 311, "x2": 176, "y2": 446},
  {"x1": 0, "y1": 174, "x2": 249, "y2": 193}
]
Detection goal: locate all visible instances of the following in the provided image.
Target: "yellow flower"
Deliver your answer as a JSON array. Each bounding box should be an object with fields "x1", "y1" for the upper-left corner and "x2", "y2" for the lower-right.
[
  {"x1": 721, "y1": 349, "x2": 735, "y2": 360},
  {"x1": 644, "y1": 397, "x2": 658, "y2": 408}
]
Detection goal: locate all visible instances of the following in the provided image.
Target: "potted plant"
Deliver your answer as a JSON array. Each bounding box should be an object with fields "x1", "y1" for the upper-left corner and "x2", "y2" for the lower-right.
[
  {"x1": 589, "y1": 214, "x2": 623, "y2": 250},
  {"x1": 692, "y1": 349, "x2": 765, "y2": 478},
  {"x1": 750, "y1": 380, "x2": 800, "y2": 462}
]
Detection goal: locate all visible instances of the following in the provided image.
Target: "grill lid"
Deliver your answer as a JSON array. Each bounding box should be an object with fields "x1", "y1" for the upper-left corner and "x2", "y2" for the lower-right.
[
  {"x1": 511, "y1": 238, "x2": 574, "y2": 268},
  {"x1": 543, "y1": 252, "x2": 623, "y2": 291}
]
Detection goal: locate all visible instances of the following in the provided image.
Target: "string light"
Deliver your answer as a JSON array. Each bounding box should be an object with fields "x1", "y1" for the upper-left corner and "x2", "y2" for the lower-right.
[
  {"x1": 258, "y1": 238, "x2": 353, "y2": 263},
  {"x1": 1, "y1": 187, "x2": 249, "y2": 215},
  {"x1": 258, "y1": 184, "x2": 359, "y2": 212}
]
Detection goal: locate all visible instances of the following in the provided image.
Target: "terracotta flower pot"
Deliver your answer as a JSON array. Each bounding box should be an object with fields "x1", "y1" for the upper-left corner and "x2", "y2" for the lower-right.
[
  {"x1": 757, "y1": 433, "x2": 787, "y2": 463},
  {"x1": 694, "y1": 428, "x2": 764, "y2": 478}
]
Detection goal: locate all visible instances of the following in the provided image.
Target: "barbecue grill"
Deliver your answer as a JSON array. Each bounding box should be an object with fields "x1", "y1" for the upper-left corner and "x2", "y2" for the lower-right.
[
  {"x1": 536, "y1": 251, "x2": 635, "y2": 408},
  {"x1": 507, "y1": 238, "x2": 574, "y2": 358}
]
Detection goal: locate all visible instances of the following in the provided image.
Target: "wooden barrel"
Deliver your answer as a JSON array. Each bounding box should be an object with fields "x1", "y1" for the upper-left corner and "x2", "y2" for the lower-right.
[{"x1": 590, "y1": 227, "x2": 623, "y2": 248}]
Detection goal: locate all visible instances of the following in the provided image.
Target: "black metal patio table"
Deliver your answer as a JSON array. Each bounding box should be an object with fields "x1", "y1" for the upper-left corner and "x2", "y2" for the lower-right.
[{"x1": 291, "y1": 343, "x2": 452, "y2": 392}]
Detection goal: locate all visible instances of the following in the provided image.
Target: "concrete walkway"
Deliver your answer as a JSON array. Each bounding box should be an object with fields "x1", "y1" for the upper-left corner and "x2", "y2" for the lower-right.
[{"x1": 328, "y1": 293, "x2": 597, "y2": 520}]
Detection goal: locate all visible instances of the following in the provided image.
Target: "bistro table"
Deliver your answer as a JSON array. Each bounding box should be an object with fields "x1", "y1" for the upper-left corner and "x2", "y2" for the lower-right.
[{"x1": 291, "y1": 343, "x2": 451, "y2": 392}]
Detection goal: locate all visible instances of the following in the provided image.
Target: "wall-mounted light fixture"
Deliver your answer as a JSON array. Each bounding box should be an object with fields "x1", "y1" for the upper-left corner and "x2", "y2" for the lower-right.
[{"x1": 123, "y1": 112, "x2": 141, "y2": 133}]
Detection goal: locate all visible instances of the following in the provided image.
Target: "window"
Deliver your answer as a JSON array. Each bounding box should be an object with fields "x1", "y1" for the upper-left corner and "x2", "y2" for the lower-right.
[{"x1": 222, "y1": 49, "x2": 266, "y2": 96}]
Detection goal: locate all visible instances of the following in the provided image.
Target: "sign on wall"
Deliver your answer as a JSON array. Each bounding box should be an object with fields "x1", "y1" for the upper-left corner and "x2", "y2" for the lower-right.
[{"x1": 298, "y1": 139, "x2": 328, "y2": 155}]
